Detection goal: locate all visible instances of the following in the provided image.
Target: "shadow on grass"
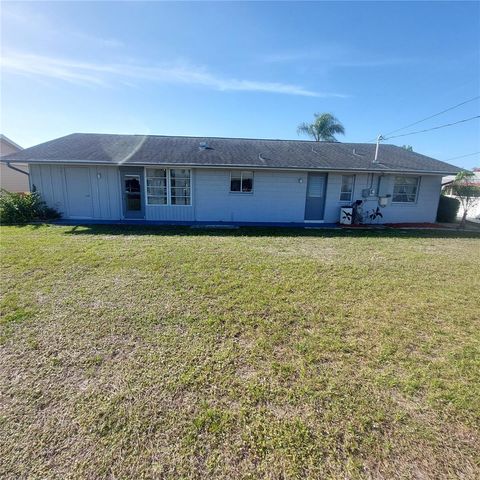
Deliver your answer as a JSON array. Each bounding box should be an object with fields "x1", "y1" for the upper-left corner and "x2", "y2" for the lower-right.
[
  {"x1": 0, "y1": 222, "x2": 45, "y2": 230},
  {"x1": 58, "y1": 224, "x2": 480, "y2": 240}
]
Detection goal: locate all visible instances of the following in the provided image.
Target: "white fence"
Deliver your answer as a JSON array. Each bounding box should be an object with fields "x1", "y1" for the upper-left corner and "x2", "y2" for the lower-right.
[{"x1": 446, "y1": 195, "x2": 480, "y2": 221}]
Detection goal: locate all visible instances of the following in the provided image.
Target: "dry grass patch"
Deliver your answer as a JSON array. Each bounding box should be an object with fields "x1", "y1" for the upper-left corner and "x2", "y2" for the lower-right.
[{"x1": 1, "y1": 224, "x2": 479, "y2": 479}]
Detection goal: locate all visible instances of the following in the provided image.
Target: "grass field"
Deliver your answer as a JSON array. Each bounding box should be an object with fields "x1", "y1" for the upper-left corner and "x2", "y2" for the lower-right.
[{"x1": 1, "y1": 224, "x2": 479, "y2": 479}]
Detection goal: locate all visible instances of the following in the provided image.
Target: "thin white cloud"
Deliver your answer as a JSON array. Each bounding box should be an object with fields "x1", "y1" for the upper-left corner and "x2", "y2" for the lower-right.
[
  {"x1": 1, "y1": 51, "x2": 347, "y2": 98},
  {"x1": 2, "y1": 5, "x2": 124, "y2": 49},
  {"x1": 1, "y1": 53, "x2": 109, "y2": 87},
  {"x1": 264, "y1": 47, "x2": 414, "y2": 68}
]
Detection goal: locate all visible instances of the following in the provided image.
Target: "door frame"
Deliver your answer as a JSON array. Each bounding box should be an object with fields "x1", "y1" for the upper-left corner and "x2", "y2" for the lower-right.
[
  {"x1": 304, "y1": 172, "x2": 328, "y2": 222},
  {"x1": 119, "y1": 167, "x2": 145, "y2": 219}
]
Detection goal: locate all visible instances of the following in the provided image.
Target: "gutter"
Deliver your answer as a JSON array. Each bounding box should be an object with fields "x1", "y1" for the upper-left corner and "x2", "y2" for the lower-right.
[
  {"x1": 0, "y1": 159, "x2": 460, "y2": 176},
  {"x1": 6, "y1": 162, "x2": 29, "y2": 177}
]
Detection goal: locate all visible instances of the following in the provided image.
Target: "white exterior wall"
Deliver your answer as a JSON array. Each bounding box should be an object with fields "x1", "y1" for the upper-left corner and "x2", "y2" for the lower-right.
[
  {"x1": 323, "y1": 173, "x2": 442, "y2": 223},
  {"x1": 30, "y1": 164, "x2": 121, "y2": 219},
  {"x1": 194, "y1": 169, "x2": 307, "y2": 222},
  {"x1": 30, "y1": 164, "x2": 443, "y2": 224}
]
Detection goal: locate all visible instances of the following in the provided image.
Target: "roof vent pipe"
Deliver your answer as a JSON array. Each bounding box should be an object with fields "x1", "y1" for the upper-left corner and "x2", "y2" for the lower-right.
[
  {"x1": 373, "y1": 134, "x2": 384, "y2": 163},
  {"x1": 199, "y1": 141, "x2": 209, "y2": 150}
]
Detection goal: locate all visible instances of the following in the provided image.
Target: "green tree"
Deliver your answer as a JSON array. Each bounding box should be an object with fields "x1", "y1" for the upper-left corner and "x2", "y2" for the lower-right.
[
  {"x1": 402, "y1": 145, "x2": 413, "y2": 151},
  {"x1": 297, "y1": 113, "x2": 345, "y2": 142},
  {"x1": 449, "y1": 170, "x2": 480, "y2": 228}
]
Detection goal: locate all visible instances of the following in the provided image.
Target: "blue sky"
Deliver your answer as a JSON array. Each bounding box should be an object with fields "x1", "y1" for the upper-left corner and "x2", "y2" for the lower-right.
[{"x1": 1, "y1": 1, "x2": 479, "y2": 168}]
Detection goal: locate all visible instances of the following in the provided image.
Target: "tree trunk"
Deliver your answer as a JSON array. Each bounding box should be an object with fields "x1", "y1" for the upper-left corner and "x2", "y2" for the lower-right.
[{"x1": 459, "y1": 209, "x2": 468, "y2": 229}]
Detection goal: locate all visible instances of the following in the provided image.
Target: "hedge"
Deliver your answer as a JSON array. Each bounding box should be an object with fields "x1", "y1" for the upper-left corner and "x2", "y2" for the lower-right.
[
  {"x1": 0, "y1": 190, "x2": 61, "y2": 224},
  {"x1": 436, "y1": 195, "x2": 460, "y2": 223}
]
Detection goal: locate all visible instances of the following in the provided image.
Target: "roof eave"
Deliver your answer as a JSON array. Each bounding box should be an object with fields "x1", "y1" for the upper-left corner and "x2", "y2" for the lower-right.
[{"x1": 0, "y1": 158, "x2": 460, "y2": 175}]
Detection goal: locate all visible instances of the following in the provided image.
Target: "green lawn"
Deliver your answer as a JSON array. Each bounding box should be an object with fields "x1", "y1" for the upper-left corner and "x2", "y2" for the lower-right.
[{"x1": 1, "y1": 225, "x2": 479, "y2": 479}]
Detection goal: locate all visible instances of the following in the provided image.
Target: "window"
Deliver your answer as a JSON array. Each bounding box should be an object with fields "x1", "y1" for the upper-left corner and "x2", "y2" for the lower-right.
[
  {"x1": 340, "y1": 175, "x2": 355, "y2": 202},
  {"x1": 230, "y1": 171, "x2": 253, "y2": 193},
  {"x1": 124, "y1": 175, "x2": 142, "y2": 211},
  {"x1": 146, "y1": 168, "x2": 191, "y2": 205},
  {"x1": 170, "y1": 169, "x2": 191, "y2": 205},
  {"x1": 393, "y1": 176, "x2": 419, "y2": 203},
  {"x1": 146, "y1": 169, "x2": 167, "y2": 205}
]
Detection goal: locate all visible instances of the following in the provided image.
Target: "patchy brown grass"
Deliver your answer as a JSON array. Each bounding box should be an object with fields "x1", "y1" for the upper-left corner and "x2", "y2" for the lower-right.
[{"x1": 1, "y1": 224, "x2": 479, "y2": 479}]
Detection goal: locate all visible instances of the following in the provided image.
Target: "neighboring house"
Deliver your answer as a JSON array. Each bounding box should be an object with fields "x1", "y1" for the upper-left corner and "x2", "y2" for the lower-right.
[
  {"x1": 442, "y1": 168, "x2": 480, "y2": 221},
  {"x1": 1, "y1": 133, "x2": 461, "y2": 225},
  {"x1": 0, "y1": 134, "x2": 29, "y2": 192}
]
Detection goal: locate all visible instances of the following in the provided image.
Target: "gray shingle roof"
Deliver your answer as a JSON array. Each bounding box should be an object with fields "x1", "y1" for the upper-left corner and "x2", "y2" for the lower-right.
[{"x1": 0, "y1": 133, "x2": 461, "y2": 174}]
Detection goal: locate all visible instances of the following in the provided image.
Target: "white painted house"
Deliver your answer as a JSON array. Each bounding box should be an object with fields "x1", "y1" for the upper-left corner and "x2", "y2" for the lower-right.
[
  {"x1": 1, "y1": 133, "x2": 460, "y2": 225},
  {"x1": 0, "y1": 134, "x2": 29, "y2": 192}
]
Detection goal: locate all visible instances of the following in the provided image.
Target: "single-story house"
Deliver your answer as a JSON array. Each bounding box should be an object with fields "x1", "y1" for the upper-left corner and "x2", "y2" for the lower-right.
[
  {"x1": 0, "y1": 134, "x2": 29, "y2": 193},
  {"x1": 1, "y1": 133, "x2": 461, "y2": 225}
]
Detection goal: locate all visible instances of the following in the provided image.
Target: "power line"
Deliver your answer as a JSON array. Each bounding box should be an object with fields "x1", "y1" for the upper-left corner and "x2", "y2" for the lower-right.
[
  {"x1": 364, "y1": 95, "x2": 480, "y2": 142},
  {"x1": 444, "y1": 151, "x2": 480, "y2": 162},
  {"x1": 383, "y1": 95, "x2": 480, "y2": 137},
  {"x1": 382, "y1": 115, "x2": 480, "y2": 140}
]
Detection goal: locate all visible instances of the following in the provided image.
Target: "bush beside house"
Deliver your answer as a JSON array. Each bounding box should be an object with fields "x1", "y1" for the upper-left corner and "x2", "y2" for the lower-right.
[
  {"x1": 436, "y1": 195, "x2": 460, "y2": 222},
  {"x1": 0, "y1": 190, "x2": 60, "y2": 224}
]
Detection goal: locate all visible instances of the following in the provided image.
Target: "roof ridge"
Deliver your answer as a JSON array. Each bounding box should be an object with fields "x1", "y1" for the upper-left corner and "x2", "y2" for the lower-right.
[{"x1": 71, "y1": 132, "x2": 383, "y2": 146}]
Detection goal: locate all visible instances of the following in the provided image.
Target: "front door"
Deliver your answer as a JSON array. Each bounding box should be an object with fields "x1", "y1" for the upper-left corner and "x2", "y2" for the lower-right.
[
  {"x1": 65, "y1": 167, "x2": 94, "y2": 218},
  {"x1": 120, "y1": 167, "x2": 145, "y2": 219},
  {"x1": 304, "y1": 173, "x2": 327, "y2": 221}
]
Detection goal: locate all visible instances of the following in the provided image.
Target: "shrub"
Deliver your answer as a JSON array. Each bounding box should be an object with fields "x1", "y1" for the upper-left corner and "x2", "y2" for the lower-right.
[
  {"x1": 436, "y1": 194, "x2": 460, "y2": 223},
  {"x1": 0, "y1": 190, "x2": 61, "y2": 224}
]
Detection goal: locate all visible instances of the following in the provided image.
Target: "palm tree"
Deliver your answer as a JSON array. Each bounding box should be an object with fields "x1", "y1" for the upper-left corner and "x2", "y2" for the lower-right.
[{"x1": 297, "y1": 113, "x2": 345, "y2": 142}]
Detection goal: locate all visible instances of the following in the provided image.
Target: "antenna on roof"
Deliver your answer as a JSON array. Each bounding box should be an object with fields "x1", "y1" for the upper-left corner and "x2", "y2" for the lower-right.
[{"x1": 373, "y1": 134, "x2": 384, "y2": 163}]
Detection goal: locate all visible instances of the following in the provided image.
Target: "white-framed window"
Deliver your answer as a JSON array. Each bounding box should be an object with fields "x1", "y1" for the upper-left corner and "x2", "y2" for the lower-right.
[
  {"x1": 230, "y1": 171, "x2": 254, "y2": 193},
  {"x1": 146, "y1": 168, "x2": 167, "y2": 205},
  {"x1": 340, "y1": 175, "x2": 355, "y2": 202},
  {"x1": 392, "y1": 175, "x2": 419, "y2": 203},
  {"x1": 170, "y1": 169, "x2": 191, "y2": 205},
  {"x1": 146, "y1": 168, "x2": 191, "y2": 206}
]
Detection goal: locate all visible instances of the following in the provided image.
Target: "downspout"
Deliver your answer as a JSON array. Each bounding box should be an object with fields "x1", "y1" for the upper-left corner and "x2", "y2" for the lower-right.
[
  {"x1": 5, "y1": 162, "x2": 32, "y2": 191},
  {"x1": 6, "y1": 162, "x2": 29, "y2": 176}
]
